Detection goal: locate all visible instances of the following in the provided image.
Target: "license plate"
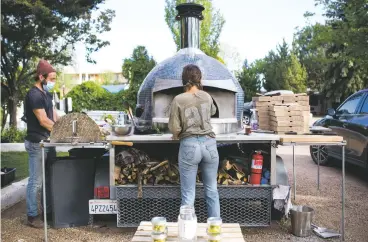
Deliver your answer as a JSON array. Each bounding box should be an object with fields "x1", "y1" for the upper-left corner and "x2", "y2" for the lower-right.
[{"x1": 89, "y1": 199, "x2": 117, "y2": 214}]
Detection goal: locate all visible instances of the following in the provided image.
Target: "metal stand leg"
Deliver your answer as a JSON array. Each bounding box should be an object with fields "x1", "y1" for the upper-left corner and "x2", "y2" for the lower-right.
[
  {"x1": 341, "y1": 145, "x2": 345, "y2": 241},
  {"x1": 42, "y1": 145, "x2": 48, "y2": 242},
  {"x1": 88, "y1": 214, "x2": 94, "y2": 227},
  {"x1": 293, "y1": 145, "x2": 296, "y2": 201},
  {"x1": 317, "y1": 145, "x2": 320, "y2": 190}
]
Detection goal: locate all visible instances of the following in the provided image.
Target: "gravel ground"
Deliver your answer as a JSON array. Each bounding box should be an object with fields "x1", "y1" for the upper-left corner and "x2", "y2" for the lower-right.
[{"x1": 2, "y1": 146, "x2": 368, "y2": 242}]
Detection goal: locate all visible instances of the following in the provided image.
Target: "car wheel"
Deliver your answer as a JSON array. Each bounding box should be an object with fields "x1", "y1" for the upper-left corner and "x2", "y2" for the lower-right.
[
  {"x1": 310, "y1": 145, "x2": 330, "y2": 165},
  {"x1": 242, "y1": 113, "x2": 250, "y2": 127}
]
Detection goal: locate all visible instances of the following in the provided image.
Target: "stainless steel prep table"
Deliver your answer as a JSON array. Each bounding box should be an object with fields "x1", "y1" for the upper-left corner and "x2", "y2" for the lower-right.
[{"x1": 279, "y1": 135, "x2": 346, "y2": 241}]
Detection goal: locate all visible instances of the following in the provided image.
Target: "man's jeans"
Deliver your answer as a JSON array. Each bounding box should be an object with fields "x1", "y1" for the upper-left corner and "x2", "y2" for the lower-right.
[
  {"x1": 25, "y1": 140, "x2": 56, "y2": 217},
  {"x1": 178, "y1": 136, "x2": 220, "y2": 217}
]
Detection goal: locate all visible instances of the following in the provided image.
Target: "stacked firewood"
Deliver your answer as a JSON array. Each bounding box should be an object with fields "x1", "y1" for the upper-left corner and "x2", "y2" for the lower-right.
[
  {"x1": 115, "y1": 148, "x2": 183, "y2": 186},
  {"x1": 115, "y1": 160, "x2": 182, "y2": 185},
  {"x1": 115, "y1": 148, "x2": 251, "y2": 187},
  {"x1": 217, "y1": 159, "x2": 248, "y2": 185}
]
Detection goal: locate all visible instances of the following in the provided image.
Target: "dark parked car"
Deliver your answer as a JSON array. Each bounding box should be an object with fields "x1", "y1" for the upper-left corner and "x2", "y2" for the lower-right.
[
  {"x1": 310, "y1": 89, "x2": 368, "y2": 173},
  {"x1": 242, "y1": 101, "x2": 254, "y2": 126}
]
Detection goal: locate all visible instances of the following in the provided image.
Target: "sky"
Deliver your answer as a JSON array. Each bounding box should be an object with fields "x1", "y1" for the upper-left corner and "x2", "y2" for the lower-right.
[{"x1": 65, "y1": 0, "x2": 326, "y2": 74}]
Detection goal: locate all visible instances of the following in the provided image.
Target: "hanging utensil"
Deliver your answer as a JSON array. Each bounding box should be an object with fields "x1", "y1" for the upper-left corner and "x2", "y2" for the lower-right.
[{"x1": 122, "y1": 101, "x2": 137, "y2": 127}]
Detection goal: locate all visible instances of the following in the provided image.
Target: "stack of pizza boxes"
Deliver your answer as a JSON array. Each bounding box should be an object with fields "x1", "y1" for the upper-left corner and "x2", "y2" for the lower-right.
[{"x1": 252, "y1": 93, "x2": 310, "y2": 134}]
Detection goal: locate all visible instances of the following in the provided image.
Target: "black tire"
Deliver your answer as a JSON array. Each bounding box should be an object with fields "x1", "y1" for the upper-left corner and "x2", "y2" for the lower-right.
[
  {"x1": 242, "y1": 113, "x2": 251, "y2": 127},
  {"x1": 309, "y1": 145, "x2": 330, "y2": 166}
]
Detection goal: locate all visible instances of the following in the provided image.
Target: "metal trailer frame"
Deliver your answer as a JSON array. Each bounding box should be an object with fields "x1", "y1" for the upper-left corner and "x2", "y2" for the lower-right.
[
  {"x1": 281, "y1": 141, "x2": 347, "y2": 241},
  {"x1": 39, "y1": 135, "x2": 347, "y2": 242},
  {"x1": 106, "y1": 133, "x2": 280, "y2": 199},
  {"x1": 108, "y1": 133, "x2": 279, "y2": 228}
]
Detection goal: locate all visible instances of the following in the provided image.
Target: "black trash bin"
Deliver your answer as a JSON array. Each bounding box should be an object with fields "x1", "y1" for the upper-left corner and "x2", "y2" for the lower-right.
[{"x1": 49, "y1": 157, "x2": 97, "y2": 228}]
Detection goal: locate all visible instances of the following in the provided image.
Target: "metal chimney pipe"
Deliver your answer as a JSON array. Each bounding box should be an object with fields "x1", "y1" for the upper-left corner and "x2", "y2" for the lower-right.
[{"x1": 175, "y1": 3, "x2": 205, "y2": 49}]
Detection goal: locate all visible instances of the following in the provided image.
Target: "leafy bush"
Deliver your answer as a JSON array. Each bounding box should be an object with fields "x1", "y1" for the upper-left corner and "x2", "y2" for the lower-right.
[
  {"x1": 65, "y1": 81, "x2": 119, "y2": 112},
  {"x1": 66, "y1": 81, "x2": 139, "y2": 112},
  {"x1": 1, "y1": 127, "x2": 27, "y2": 143}
]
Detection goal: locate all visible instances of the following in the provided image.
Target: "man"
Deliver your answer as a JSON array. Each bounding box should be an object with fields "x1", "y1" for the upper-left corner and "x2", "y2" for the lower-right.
[{"x1": 24, "y1": 59, "x2": 59, "y2": 228}]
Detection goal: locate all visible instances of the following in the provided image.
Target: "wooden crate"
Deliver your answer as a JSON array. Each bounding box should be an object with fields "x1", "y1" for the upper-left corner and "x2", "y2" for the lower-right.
[
  {"x1": 253, "y1": 93, "x2": 310, "y2": 103},
  {"x1": 269, "y1": 110, "x2": 303, "y2": 117},
  {"x1": 295, "y1": 100, "x2": 309, "y2": 106},
  {"x1": 270, "y1": 120, "x2": 304, "y2": 127},
  {"x1": 271, "y1": 104, "x2": 303, "y2": 111},
  {"x1": 257, "y1": 111, "x2": 269, "y2": 117},
  {"x1": 270, "y1": 125, "x2": 305, "y2": 134},
  {"x1": 270, "y1": 116, "x2": 304, "y2": 122},
  {"x1": 252, "y1": 96, "x2": 271, "y2": 102},
  {"x1": 254, "y1": 100, "x2": 282, "y2": 107},
  {"x1": 270, "y1": 96, "x2": 284, "y2": 101},
  {"x1": 256, "y1": 106, "x2": 270, "y2": 112},
  {"x1": 258, "y1": 118, "x2": 269, "y2": 124},
  {"x1": 294, "y1": 93, "x2": 309, "y2": 101}
]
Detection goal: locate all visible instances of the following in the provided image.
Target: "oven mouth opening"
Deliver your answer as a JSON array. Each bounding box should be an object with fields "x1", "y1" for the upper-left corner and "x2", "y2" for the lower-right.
[{"x1": 152, "y1": 86, "x2": 221, "y2": 118}]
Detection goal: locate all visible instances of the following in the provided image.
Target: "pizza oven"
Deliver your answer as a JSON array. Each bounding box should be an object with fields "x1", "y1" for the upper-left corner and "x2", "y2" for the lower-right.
[{"x1": 135, "y1": 2, "x2": 244, "y2": 134}]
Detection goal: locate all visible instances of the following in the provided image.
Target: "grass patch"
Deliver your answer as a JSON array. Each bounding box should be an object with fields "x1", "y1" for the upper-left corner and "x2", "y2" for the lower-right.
[{"x1": 1, "y1": 151, "x2": 69, "y2": 182}]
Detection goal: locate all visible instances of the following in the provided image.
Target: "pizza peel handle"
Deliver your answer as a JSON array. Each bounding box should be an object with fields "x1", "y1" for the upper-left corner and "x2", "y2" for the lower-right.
[{"x1": 111, "y1": 141, "x2": 133, "y2": 146}]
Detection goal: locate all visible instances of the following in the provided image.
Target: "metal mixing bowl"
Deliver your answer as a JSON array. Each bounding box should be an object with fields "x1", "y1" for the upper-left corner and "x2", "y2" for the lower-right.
[{"x1": 112, "y1": 124, "x2": 134, "y2": 136}]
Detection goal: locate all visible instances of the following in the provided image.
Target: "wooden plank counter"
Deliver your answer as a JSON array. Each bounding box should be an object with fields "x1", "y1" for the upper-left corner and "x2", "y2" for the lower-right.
[{"x1": 132, "y1": 221, "x2": 245, "y2": 242}]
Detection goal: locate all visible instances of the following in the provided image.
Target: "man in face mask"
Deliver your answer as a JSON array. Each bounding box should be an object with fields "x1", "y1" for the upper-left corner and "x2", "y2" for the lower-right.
[{"x1": 24, "y1": 59, "x2": 59, "y2": 228}]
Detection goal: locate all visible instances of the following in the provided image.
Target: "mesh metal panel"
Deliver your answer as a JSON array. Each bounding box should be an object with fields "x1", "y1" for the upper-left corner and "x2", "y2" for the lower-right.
[{"x1": 116, "y1": 185, "x2": 272, "y2": 227}]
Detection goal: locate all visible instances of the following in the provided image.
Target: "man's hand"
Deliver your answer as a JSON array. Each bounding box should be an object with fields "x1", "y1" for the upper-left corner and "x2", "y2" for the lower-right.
[{"x1": 33, "y1": 109, "x2": 55, "y2": 132}]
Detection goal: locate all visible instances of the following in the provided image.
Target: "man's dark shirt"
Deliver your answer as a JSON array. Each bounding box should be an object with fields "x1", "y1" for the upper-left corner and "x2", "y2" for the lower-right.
[{"x1": 25, "y1": 86, "x2": 54, "y2": 143}]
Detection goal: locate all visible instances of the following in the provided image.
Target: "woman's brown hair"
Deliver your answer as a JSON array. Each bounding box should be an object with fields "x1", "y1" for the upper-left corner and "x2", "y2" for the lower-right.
[{"x1": 182, "y1": 64, "x2": 203, "y2": 91}]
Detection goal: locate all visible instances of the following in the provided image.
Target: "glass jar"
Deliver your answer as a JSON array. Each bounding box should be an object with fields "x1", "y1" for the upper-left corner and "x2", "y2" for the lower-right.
[
  {"x1": 151, "y1": 217, "x2": 168, "y2": 234},
  {"x1": 151, "y1": 233, "x2": 167, "y2": 242},
  {"x1": 207, "y1": 217, "x2": 222, "y2": 235},
  {"x1": 178, "y1": 205, "x2": 197, "y2": 242},
  {"x1": 207, "y1": 234, "x2": 222, "y2": 242}
]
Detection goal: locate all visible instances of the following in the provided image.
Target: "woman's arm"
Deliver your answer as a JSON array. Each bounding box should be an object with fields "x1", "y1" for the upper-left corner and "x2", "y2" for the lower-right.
[{"x1": 168, "y1": 99, "x2": 182, "y2": 140}]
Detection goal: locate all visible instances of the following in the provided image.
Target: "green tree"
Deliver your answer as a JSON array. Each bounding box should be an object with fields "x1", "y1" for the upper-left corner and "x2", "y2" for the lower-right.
[
  {"x1": 293, "y1": 23, "x2": 331, "y2": 91},
  {"x1": 292, "y1": 0, "x2": 368, "y2": 101},
  {"x1": 119, "y1": 46, "x2": 157, "y2": 110},
  {"x1": 164, "y1": 0, "x2": 225, "y2": 61},
  {"x1": 284, "y1": 53, "x2": 307, "y2": 93},
  {"x1": 314, "y1": 0, "x2": 368, "y2": 100},
  {"x1": 236, "y1": 59, "x2": 263, "y2": 101},
  {"x1": 316, "y1": 0, "x2": 368, "y2": 67},
  {"x1": 1, "y1": 0, "x2": 115, "y2": 127},
  {"x1": 261, "y1": 40, "x2": 307, "y2": 93},
  {"x1": 262, "y1": 40, "x2": 291, "y2": 91}
]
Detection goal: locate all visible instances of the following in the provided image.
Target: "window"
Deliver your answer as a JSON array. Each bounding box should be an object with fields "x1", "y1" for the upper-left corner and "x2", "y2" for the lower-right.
[
  {"x1": 360, "y1": 95, "x2": 368, "y2": 114},
  {"x1": 337, "y1": 92, "x2": 364, "y2": 115}
]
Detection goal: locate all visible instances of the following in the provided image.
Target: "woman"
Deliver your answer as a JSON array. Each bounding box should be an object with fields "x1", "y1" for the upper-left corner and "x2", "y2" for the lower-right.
[{"x1": 168, "y1": 64, "x2": 220, "y2": 217}]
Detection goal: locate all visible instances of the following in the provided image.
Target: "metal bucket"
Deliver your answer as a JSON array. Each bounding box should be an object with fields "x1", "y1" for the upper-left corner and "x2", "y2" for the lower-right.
[{"x1": 291, "y1": 205, "x2": 314, "y2": 237}]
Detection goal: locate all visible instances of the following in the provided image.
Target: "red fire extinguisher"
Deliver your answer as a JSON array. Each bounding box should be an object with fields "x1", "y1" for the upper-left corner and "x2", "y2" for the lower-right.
[{"x1": 250, "y1": 151, "x2": 263, "y2": 185}]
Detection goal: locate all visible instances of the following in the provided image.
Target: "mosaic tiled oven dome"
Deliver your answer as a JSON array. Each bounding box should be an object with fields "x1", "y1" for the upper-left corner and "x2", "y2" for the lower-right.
[{"x1": 135, "y1": 3, "x2": 244, "y2": 134}]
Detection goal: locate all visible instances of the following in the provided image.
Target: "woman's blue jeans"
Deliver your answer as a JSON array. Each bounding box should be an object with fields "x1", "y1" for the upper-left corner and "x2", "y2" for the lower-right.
[
  {"x1": 178, "y1": 135, "x2": 220, "y2": 217},
  {"x1": 25, "y1": 140, "x2": 55, "y2": 217}
]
